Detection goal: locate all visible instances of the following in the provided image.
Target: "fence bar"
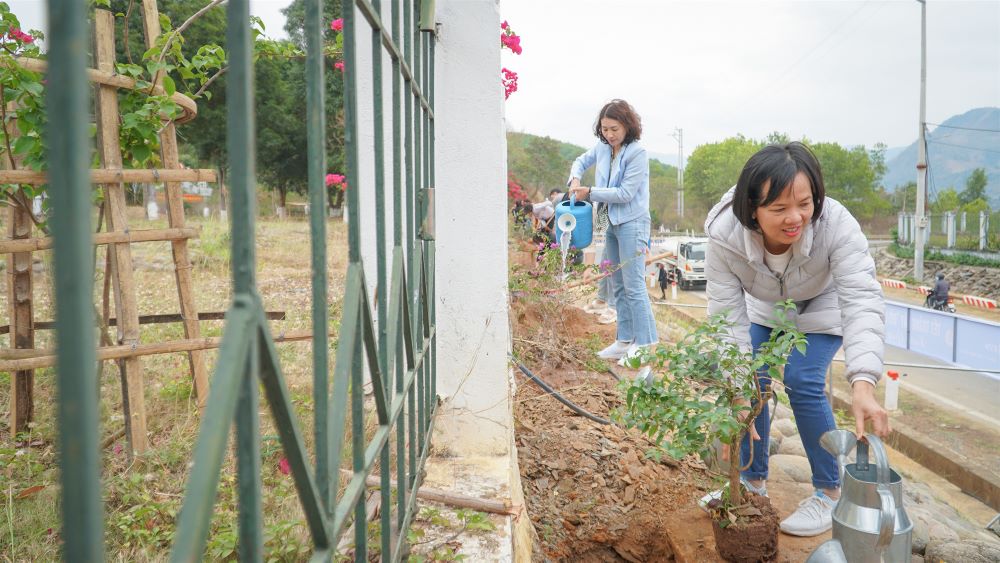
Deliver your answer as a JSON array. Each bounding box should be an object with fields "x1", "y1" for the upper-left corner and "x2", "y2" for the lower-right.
[
  {"x1": 47, "y1": 0, "x2": 104, "y2": 558},
  {"x1": 303, "y1": 0, "x2": 331, "y2": 514}
]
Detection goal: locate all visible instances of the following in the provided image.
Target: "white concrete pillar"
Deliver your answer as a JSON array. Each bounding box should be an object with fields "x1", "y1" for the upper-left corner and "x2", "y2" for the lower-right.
[
  {"x1": 961, "y1": 211, "x2": 967, "y2": 232},
  {"x1": 897, "y1": 212, "x2": 905, "y2": 244},
  {"x1": 946, "y1": 211, "x2": 956, "y2": 248},
  {"x1": 981, "y1": 211, "x2": 989, "y2": 250}
]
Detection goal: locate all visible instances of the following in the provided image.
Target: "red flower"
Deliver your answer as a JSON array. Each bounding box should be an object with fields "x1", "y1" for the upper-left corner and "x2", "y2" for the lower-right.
[
  {"x1": 326, "y1": 173, "x2": 346, "y2": 186},
  {"x1": 334, "y1": 60, "x2": 345, "y2": 73},
  {"x1": 501, "y1": 21, "x2": 509, "y2": 30},
  {"x1": 278, "y1": 457, "x2": 291, "y2": 475},
  {"x1": 330, "y1": 18, "x2": 344, "y2": 32}
]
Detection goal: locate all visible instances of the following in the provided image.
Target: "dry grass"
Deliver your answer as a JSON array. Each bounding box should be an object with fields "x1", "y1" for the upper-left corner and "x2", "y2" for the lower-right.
[{"x1": 0, "y1": 207, "x2": 392, "y2": 560}]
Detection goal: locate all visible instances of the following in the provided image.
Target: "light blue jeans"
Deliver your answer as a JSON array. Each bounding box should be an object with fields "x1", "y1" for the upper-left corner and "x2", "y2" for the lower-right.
[
  {"x1": 741, "y1": 323, "x2": 843, "y2": 491},
  {"x1": 595, "y1": 242, "x2": 615, "y2": 309},
  {"x1": 604, "y1": 216, "x2": 657, "y2": 345}
]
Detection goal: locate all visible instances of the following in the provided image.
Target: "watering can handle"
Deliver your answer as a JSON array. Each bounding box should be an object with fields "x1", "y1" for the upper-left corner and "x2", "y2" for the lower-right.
[
  {"x1": 860, "y1": 434, "x2": 896, "y2": 549},
  {"x1": 569, "y1": 193, "x2": 577, "y2": 206}
]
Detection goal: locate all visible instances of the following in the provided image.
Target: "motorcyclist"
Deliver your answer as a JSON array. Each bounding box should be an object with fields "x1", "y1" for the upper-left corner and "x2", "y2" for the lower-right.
[{"x1": 928, "y1": 272, "x2": 950, "y2": 309}]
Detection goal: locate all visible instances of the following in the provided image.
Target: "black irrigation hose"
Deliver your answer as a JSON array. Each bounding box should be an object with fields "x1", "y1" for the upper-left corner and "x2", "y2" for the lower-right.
[{"x1": 512, "y1": 357, "x2": 612, "y2": 425}]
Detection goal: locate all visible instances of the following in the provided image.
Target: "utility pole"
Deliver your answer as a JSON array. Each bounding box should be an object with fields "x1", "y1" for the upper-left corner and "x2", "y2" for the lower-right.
[
  {"x1": 914, "y1": 0, "x2": 928, "y2": 281},
  {"x1": 672, "y1": 127, "x2": 684, "y2": 218}
]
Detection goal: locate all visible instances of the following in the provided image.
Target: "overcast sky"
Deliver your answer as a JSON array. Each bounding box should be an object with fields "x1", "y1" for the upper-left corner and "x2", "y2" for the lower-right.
[{"x1": 9, "y1": 0, "x2": 998, "y2": 158}]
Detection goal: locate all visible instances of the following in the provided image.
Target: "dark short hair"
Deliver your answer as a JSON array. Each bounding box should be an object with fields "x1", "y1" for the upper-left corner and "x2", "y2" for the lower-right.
[
  {"x1": 732, "y1": 142, "x2": 825, "y2": 231},
  {"x1": 549, "y1": 189, "x2": 562, "y2": 196},
  {"x1": 593, "y1": 99, "x2": 642, "y2": 145}
]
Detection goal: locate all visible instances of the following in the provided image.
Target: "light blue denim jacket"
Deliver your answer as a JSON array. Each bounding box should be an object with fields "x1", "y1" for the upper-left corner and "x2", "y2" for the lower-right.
[{"x1": 567, "y1": 141, "x2": 650, "y2": 226}]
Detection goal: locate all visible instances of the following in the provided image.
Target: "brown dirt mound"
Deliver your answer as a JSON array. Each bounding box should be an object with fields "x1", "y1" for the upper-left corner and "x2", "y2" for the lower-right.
[
  {"x1": 512, "y1": 298, "x2": 705, "y2": 561},
  {"x1": 711, "y1": 495, "x2": 780, "y2": 563}
]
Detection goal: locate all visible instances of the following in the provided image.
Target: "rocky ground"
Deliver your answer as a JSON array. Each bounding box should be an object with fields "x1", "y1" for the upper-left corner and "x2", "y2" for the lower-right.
[{"x1": 873, "y1": 247, "x2": 1000, "y2": 302}]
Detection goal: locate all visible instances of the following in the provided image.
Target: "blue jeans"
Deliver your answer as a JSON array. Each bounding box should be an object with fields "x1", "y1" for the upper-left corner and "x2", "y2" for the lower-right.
[
  {"x1": 605, "y1": 217, "x2": 657, "y2": 345},
  {"x1": 595, "y1": 243, "x2": 616, "y2": 308},
  {"x1": 741, "y1": 323, "x2": 842, "y2": 491}
]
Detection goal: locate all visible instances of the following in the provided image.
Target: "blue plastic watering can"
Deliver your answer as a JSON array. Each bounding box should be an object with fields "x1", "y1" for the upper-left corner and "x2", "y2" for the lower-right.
[{"x1": 554, "y1": 194, "x2": 593, "y2": 249}]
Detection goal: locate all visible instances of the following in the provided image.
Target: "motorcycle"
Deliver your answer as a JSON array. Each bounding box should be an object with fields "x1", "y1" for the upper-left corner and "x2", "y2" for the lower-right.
[{"x1": 924, "y1": 294, "x2": 956, "y2": 313}]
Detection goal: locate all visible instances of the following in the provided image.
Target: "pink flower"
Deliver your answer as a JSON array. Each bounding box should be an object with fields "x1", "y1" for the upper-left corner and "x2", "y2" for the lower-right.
[
  {"x1": 501, "y1": 21, "x2": 509, "y2": 30},
  {"x1": 501, "y1": 33, "x2": 522, "y2": 55},
  {"x1": 599, "y1": 259, "x2": 612, "y2": 273},
  {"x1": 8, "y1": 27, "x2": 34, "y2": 44},
  {"x1": 326, "y1": 173, "x2": 346, "y2": 187},
  {"x1": 113, "y1": 443, "x2": 123, "y2": 455},
  {"x1": 278, "y1": 457, "x2": 291, "y2": 475},
  {"x1": 330, "y1": 18, "x2": 344, "y2": 32},
  {"x1": 334, "y1": 60, "x2": 345, "y2": 73},
  {"x1": 501, "y1": 67, "x2": 519, "y2": 99}
]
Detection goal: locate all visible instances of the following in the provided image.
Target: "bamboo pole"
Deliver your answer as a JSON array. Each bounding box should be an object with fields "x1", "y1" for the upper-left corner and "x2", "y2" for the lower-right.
[
  {"x1": 0, "y1": 310, "x2": 286, "y2": 334},
  {"x1": 14, "y1": 56, "x2": 199, "y2": 124},
  {"x1": 140, "y1": 2, "x2": 209, "y2": 406},
  {"x1": 0, "y1": 168, "x2": 218, "y2": 185},
  {"x1": 556, "y1": 250, "x2": 675, "y2": 292},
  {"x1": 0, "y1": 330, "x2": 317, "y2": 372},
  {"x1": 338, "y1": 469, "x2": 516, "y2": 516},
  {"x1": 95, "y1": 11, "x2": 148, "y2": 455},
  {"x1": 0, "y1": 227, "x2": 198, "y2": 254}
]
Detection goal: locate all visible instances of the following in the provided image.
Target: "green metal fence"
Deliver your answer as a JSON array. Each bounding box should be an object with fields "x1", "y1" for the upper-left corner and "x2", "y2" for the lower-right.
[{"x1": 49, "y1": 0, "x2": 436, "y2": 560}]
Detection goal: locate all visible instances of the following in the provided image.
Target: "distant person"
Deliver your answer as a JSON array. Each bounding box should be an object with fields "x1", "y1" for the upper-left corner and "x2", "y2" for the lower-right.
[
  {"x1": 549, "y1": 189, "x2": 564, "y2": 203},
  {"x1": 657, "y1": 262, "x2": 669, "y2": 300},
  {"x1": 703, "y1": 142, "x2": 889, "y2": 537},
  {"x1": 928, "y1": 271, "x2": 950, "y2": 308},
  {"x1": 568, "y1": 99, "x2": 656, "y2": 365}
]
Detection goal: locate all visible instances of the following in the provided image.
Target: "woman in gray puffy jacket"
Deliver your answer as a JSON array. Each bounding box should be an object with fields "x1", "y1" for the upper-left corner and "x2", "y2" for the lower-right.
[{"x1": 703, "y1": 142, "x2": 889, "y2": 537}]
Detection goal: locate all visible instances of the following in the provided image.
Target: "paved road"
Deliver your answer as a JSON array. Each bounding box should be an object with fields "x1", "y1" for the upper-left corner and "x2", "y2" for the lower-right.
[{"x1": 658, "y1": 286, "x2": 1000, "y2": 429}]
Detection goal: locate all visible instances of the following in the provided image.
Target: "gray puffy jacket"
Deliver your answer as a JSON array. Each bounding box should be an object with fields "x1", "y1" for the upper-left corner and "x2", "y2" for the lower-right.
[{"x1": 704, "y1": 187, "x2": 885, "y2": 386}]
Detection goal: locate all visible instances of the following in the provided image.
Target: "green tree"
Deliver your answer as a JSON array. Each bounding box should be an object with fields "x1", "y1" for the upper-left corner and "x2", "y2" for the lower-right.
[
  {"x1": 962, "y1": 197, "x2": 991, "y2": 215},
  {"x1": 892, "y1": 181, "x2": 917, "y2": 213},
  {"x1": 932, "y1": 188, "x2": 960, "y2": 213},
  {"x1": 811, "y1": 142, "x2": 887, "y2": 220},
  {"x1": 960, "y1": 168, "x2": 988, "y2": 205},
  {"x1": 683, "y1": 135, "x2": 763, "y2": 209},
  {"x1": 282, "y1": 0, "x2": 346, "y2": 210}
]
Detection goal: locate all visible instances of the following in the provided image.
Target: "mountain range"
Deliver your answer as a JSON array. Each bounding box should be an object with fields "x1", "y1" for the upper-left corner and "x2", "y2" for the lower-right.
[{"x1": 882, "y1": 107, "x2": 1000, "y2": 205}]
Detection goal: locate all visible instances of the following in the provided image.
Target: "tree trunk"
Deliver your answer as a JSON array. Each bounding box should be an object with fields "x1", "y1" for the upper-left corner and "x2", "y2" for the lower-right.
[{"x1": 276, "y1": 185, "x2": 287, "y2": 218}]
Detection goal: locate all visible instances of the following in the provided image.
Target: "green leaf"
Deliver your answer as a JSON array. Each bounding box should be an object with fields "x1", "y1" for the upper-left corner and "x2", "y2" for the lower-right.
[{"x1": 161, "y1": 74, "x2": 176, "y2": 96}]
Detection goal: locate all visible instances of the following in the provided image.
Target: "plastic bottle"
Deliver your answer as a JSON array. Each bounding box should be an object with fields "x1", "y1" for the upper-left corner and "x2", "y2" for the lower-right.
[{"x1": 884, "y1": 370, "x2": 900, "y2": 411}]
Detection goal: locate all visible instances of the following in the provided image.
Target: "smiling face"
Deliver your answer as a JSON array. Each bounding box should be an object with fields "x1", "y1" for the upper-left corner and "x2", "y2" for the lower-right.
[
  {"x1": 600, "y1": 117, "x2": 625, "y2": 149},
  {"x1": 754, "y1": 171, "x2": 815, "y2": 254}
]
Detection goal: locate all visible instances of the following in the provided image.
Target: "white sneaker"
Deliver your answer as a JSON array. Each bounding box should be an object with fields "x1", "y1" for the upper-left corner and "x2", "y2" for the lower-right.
[
  {"x1": 779, "y1": 491, "x2": 837, "y2": 537},
  {"x1": 698, "y1": 478, "x2": 768, "y2": 512},
  {"x1": 597, "y1": 340, "x2": 632, "y2": 360},
  {"x1": 617, "y1": 342, "x2": 655, "y2": 367},
  {"x1": 596, "y1": 309, "x2": 617, "y2": 324},
  {"x1": 583, "y1": 299, "x2": 608, "y2": 314}
]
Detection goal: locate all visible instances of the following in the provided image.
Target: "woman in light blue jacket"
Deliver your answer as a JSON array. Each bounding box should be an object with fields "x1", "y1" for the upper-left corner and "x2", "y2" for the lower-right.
[{"x1": 568, "y1": 99, "x2": 656, "y2": 364}]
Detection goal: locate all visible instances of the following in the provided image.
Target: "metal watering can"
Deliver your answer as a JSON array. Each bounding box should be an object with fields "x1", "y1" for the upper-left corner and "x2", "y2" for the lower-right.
[
  {"x1": 806, "y1": 431, "x2": 912, "y2": 563},
  {"x1": 554, "y1": 194, "x2": 593, "y2": 249}
]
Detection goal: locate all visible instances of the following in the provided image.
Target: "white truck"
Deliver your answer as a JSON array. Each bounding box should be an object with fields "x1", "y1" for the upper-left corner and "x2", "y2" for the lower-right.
[{"x1": 663, "y1": 237, "x2": 708, "y2": 289}]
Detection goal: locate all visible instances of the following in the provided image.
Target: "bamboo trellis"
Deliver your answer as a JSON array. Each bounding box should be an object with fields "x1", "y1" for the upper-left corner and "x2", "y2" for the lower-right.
[{"x1": 1, "y1": 6, "x2": 213, "y2": 456}]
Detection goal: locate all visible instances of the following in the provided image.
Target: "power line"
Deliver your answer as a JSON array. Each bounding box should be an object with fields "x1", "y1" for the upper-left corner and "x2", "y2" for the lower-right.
[
  {"x1": 926, "y1": 122, "x2": 1000, "y2": 134},
  {"x1": 925, "y1": 139, "x2": 1000, "y2": 155}
]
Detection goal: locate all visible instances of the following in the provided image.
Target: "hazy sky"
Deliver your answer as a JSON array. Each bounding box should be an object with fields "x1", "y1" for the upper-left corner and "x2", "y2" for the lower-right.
[{"x1": 9, "y1": 0, "x2": 998, "y2": 158}]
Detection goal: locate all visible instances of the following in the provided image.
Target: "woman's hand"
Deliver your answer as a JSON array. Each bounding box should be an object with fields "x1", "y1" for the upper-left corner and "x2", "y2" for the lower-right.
[
  {"x1": 568, "y1": 185, "x2": 591, "y2": 201},
  {"x1": 569, "y1": 177, "x2": 581, "y2": 189},
  {"x1": 851, "y1": 380, "x2": 890, "y2": 438}
]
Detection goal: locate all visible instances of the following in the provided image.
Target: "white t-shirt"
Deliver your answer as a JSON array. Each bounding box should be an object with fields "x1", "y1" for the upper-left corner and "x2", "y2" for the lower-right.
[
  {"x1": 532, "y1": 201, "x2": 554, "y2": 221},
  {"x1": 764, "y1": 248, "x2": 791, "y2": 276}
]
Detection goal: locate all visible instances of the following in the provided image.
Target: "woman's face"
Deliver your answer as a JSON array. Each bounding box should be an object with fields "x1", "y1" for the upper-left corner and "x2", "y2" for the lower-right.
[
  {"x1": 600, "y1": 117, "x2": 625, "y2": 149},
  {"x1": 754, "y1": 171, "x2": 814, "y2": 254}
]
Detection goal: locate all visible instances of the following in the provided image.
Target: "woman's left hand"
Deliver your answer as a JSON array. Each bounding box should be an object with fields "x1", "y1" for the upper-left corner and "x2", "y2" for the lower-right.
[
  {"x1": 851, "y1": 380, "x2": 890, "y2": 438},
  {"x1": 568, "y1": 186, "x2": 591, "y2": 201}
]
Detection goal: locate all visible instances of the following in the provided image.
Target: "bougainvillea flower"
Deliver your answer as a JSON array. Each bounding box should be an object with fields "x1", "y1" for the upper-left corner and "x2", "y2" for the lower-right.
[
  {"x1": 334, "y1": 60, "x2": 345, "y2": 73},
  {"x1": 330, "y1": 18, "x2": 344, "y2": 32}
]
